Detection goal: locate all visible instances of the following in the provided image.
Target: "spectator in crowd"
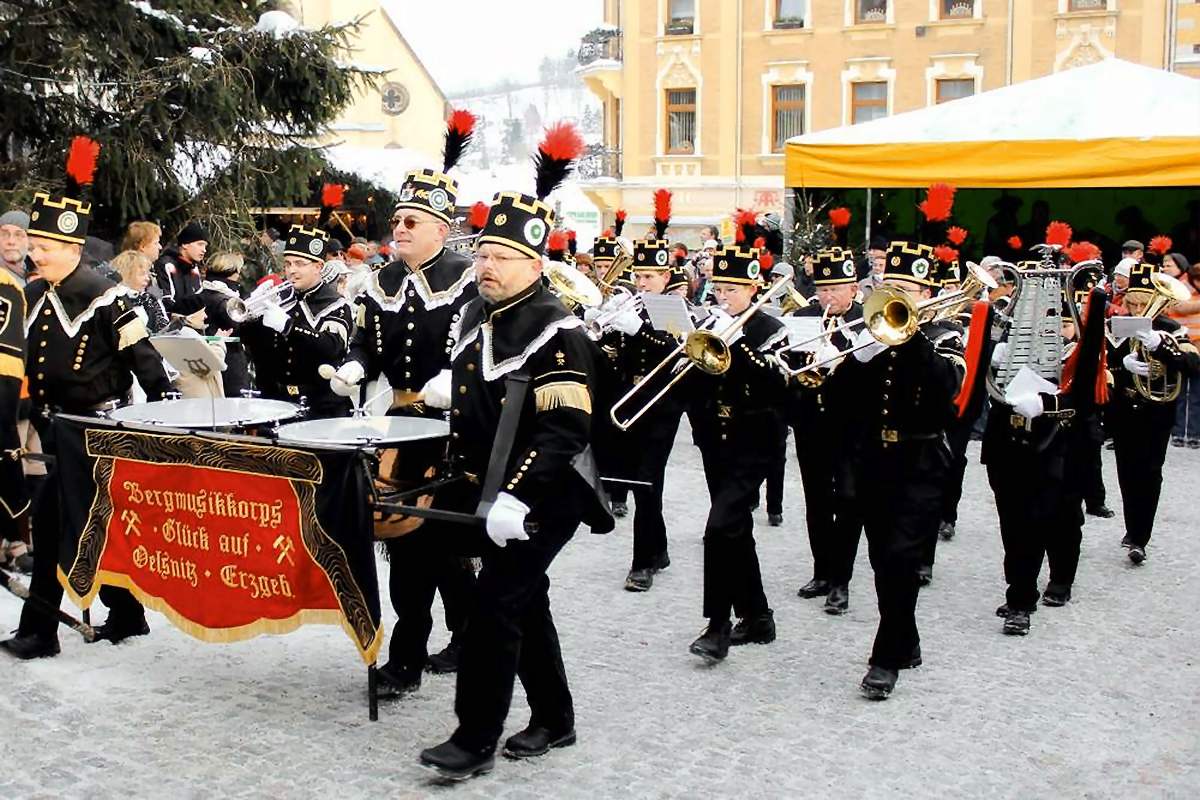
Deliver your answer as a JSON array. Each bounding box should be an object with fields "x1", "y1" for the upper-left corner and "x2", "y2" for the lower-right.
[
  {"x1": 0, "y1": 209, "x2": 31, "y2": 285},
  {"x1": 859, "y1": 237, "x2": 888, "y2": 299},
  {"x1": 1121, "y1": 239, "x2": 1145, "y2": 264},
  {"x1": 154, "y1": 221, "x2": 208, "y2": 313},
  {"x1": 121, "y1": 221, "x2": 163, "y2": 263},
  {"x1": 111, "y1": 250, "x2": 169, "y2": 333},
  {"x1": 1164, "y1": 252, "x2": 1200, "y2": 447},
  {"x1": 699, "y1": 224, "x2": 721, "y2": 247}
]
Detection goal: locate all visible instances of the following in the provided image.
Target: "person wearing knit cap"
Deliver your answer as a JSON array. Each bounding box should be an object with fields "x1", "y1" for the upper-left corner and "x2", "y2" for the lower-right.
[
  {"x1": 1107, "y1": 256, "x2": 1200, "y2": 566},
  {"x1": 239, "y1": 224, "x2": 354, "y2": 420},
  {"x1": 687, "y1": 242, "x2": 790, "y2": 664},
  {"x1": 329, "y1": 112, "x2": 482, "y2": 693},
  {"x1": 417, "y1": 121, "x2": 612, "y2": 782},
  {"x1": 2, "y1": 137, "x2": 171, "y2": 661},
  {"x1": 152, "y1": 220, "x2": 208, "y2": 314},
  {"x1": 815, "y1": 240, "x2": 970, "y2": 699},
  {"x1": 784, "y1": 246, "x2": 865, "y2": 616},
  {"x1": 0, "y1": 210, "x2": 31, "y2": 286}
]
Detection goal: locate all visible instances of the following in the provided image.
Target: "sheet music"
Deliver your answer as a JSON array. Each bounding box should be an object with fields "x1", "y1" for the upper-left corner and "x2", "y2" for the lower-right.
[
  {"x1": 1108, "y1": 316, "x2": 1151, "y2": 345},
  {"x1": 779, "y1": 317, "x2": 823, "y2": 353},
  {"x1": 642, "y1": 294, "x2": 695, "y2": 338}
]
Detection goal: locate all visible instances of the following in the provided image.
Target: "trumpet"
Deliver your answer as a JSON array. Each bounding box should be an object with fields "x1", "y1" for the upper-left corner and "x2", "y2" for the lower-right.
[
  {"x1": 609, "y1": 277, "x2": 793, "y2": 431},
  {"x1": 585, "y1": 289, "x2": 643, "y2": 340},
  {"x1": 227, "y1": 280, "x2": 295, "y2": 323}
]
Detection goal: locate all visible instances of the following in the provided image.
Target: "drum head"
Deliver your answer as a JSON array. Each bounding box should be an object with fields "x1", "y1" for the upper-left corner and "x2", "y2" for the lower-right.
[
  {"x1": 107, "y1": 398, "x2": 301, "y2": 429},
  {"x1": 274, "y1": 416, "x2": 450, "y2": 447}
]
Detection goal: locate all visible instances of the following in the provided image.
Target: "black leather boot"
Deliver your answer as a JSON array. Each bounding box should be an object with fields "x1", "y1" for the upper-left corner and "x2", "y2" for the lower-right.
[
  {"x1": 688, "y1": 619, "x2": 732, "y2": 663},
  {"x1": 419, "y1": 739, "x2": 495, "y2": 781},
  {"x1": 730, "y1": 609, "x2": 776, "y2": 645}
]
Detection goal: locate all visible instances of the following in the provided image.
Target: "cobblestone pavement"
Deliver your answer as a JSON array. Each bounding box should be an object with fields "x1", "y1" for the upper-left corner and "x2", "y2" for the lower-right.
[{"x1": 2, "y1": 426, "x2": 1197, "y2": 799}]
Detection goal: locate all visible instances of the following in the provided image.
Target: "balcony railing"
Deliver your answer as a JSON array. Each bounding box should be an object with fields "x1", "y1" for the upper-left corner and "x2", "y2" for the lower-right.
[
  {"x1": 576, "y1": 145, "x2": 622, "y2": 181},
  {"x1": 578, "y1": 28, "x2": 623, "y2": 67}
]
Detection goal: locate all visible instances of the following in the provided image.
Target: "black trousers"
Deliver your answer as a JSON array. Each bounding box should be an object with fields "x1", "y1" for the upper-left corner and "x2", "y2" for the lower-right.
[
  {"x1": 985, "y1": 418, "x2": 1081, "y2": 610},
  {"x1": 939, "y1": 420, "x2": 973, "y2": 527},
  {"x1": 790, "y1": 424, "x2": 865, "y2": 585},
  {"x1": 1110, "y1": 401, "x2": 1174, "y2": 548},
  {"x1": 451, "y1": 508, "x2": 577, "y2": 753},
  {"x1": 764, "y1": 417, "x2": 787, "y2": 516},
  {"x1": 697, "y1": 438, "x2": 770, "y2": 623},
  {"x1": 858, "y1": 440, "x2": 947, "y2": 670},
  {"x1": 627, "y1": 414, "x2": 681, "y2": 569},
  {"x1": 19, "y1": 421, "x2": 144, "y2": 638},
  {"x1": 383, "y1": 527, "x2": 475, "y2": 669}
]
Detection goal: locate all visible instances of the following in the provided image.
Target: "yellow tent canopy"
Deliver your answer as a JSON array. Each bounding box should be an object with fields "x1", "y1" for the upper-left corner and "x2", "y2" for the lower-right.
[{"x1": 786, "y1": 60, "x2": 1200, "y2": 190}]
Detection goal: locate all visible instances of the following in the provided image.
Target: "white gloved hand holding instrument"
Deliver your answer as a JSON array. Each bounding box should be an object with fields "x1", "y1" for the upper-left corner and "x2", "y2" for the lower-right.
[{"x1": 421, "y1": 369, "x2": 453, "y2": 410}]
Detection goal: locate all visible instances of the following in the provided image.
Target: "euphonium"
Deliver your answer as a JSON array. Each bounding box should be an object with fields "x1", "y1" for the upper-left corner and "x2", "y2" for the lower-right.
[
  {"x1": 544, "y1": 259, "x2": 603, "y2": 311},
  {"x1": 1131, "y1": 271, "x2": 1192, "y2": 403}
]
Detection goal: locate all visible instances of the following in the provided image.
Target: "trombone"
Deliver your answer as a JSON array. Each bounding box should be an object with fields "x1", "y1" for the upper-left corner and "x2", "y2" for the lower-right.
[{"x1": 609, "y1": 277, "x2": 793, "y2": 431}]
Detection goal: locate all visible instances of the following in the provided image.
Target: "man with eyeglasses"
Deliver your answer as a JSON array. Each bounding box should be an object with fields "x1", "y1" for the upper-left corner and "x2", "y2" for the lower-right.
[{"x1": 328, "y1": 133, "x2": 479, "y2": 697}]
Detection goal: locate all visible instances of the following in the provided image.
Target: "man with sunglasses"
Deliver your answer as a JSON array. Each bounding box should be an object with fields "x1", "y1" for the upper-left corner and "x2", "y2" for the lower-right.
[{"x1": 329, "y1": 163, "x2": 478, "y2": 697}]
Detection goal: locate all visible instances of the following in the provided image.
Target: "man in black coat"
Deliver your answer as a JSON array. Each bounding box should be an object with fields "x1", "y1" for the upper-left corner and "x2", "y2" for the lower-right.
[{"x1": 153, "y1": 221, "x2": 207, "y2": 314}]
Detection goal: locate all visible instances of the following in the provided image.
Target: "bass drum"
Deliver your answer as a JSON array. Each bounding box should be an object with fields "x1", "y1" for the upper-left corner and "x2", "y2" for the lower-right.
[{"x1": 107, "y1": 398, "x2": 301, "y2": 435}]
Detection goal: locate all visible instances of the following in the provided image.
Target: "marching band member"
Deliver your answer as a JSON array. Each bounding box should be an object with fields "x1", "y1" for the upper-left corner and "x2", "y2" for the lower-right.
[
  {"x1": 330, "y1": 113, "x2": 479, "y2": 691},
  {"x1": 1107, "y1": 258, "x2": 1200, "y2": 565},
  {"x1": 240, "y1": 225, "x2": 353, "y2": 419},
  {"x1": 1, "y1": 140, "x2": 171, "y2": 659},
  {"x1": 417, "y1": 123, "x2": 612, "y2": 781},
  {"x1": 821, "y1": 242, "x2": 969, "y2": 699},
  {"x1": 687, "y1": 244, "x2": 790, "y2": 663},
  {"x1": 784, "y1": 246, "x2": 864, "y2": 615},
  {"x1": 985, "y1": 247, "x2": 1108, "y2": 636}
]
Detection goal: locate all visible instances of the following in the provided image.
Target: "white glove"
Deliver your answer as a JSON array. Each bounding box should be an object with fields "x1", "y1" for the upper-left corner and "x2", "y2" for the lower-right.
[
  {"x1": 582, "y1": 306, "x2": 601, "y2": 325},
  {"x1": 421, "y1": 369, "x2": 453, "y2": 410},
  {"x1": 991, "y1": 341, "x2": 1010, "y2": 366},
  {"x1": 610, "y1": 305, "x2": 643, "y2": 336},
  {"x1": 1133, "y1": 328, "x2": 1163, "y2": 351},
  {"x1": 1012, "y1": 393, "x2": 1045, "y2": 419},
  {"x1": 703, "y1": 308, "x2": 742, "y2": 345},
  {"x1": 1122, "y1": 351, "x2": 1152, "y2": 377},
  {"x1": 852, "y1": 328, "x2": 887, "y2": 363},
  {"x1": 485, "y1": 492, "x2": 531, "y2": 548},
  {"x1": 261, "y1": 302, "x2": 288, "y2": 333},
  {"x1": 328, "y1": 361, "x2": 364, "y2": 397}
]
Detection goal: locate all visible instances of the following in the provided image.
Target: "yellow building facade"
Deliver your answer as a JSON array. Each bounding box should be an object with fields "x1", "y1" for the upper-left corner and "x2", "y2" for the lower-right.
[
  {"x1": 295, "y1": 1, "x2": 447, "y2": 158},
  {"x1": 579, "y1": 0, "x2": 1194, "y2": 245}
]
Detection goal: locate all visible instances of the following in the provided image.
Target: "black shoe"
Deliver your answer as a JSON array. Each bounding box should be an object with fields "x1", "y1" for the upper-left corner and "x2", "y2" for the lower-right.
[
  {"x1": 860, "y1": 666, "x2": 898, "y2": 700},
  {"x1": 823, "y1": 584, "x2": 849, "y2": 615},
  {"x1": 1003, "y1": 610, "x2": 1031, "y2": 635},
  {"x1": 624, "y1": 568, "x2": 654, "y2": 592},
  {"x1": 730, "y1": 610, "x2": 776, "y2": 646},
  {"x1": 1120, "y1": 535, "x2": 1134, "y2": 549},
  {"x1": 1128, "y1": 546, "x2": 1146, "y2": 565},
  {"x1": 425, "y1": 638, "x2": 463, "y2": 674},
  {"x1": 901, "y1": 645, "x2": 922, "y2": 670},
  {"x1": 996, "y1": 603, "x2": 1037, "y2": 618},
  {"x1": 689, "y1": 619, "x2": 732, "y2": 663},
  {"x1": 916, "y1": 565, "x2": 933, "y2": 587},
  {"x1": 92, "y1": 616, "x2": 150, "y2": 644},
  {"x1": 1041, "y1": 584, "x2": 1072, "y2": 607},
  {"x1": 652, "y1": 551, "x2": 671, "y2": 572},
  {"x1": 502, "y1": 725, "x2": 577, "y2": 759},
  {"x1": 1086, "y1": 505, "x2": 1115, "y2": 519},
  {"x1": 796, "y1": 578, "x2": 830, "y2": 599},
  {"x1": 0, "y1": 633, "x2": 60, "y2": 660},
  {"x1": 376, "y1": 662, "x2": 421, "y2": 698},
  {"x1": 767, "y1": 513, "x2": 784, "y2": 527},
  {"x1": 419, "y1": 740, "x2": 495, "y2": 781},
  {"x1": 1189, "y1": 439, "x2": 1200, "y2": 450},
  {"x1": 611, "y1": 501, "x2": 628, "y2": 518},
  {"x1": 1171, "y1": 436, "x2": 1186, "y2": 448},
  {"x1": 938, "y1": 521, "x2": 955, "y2": 541}
]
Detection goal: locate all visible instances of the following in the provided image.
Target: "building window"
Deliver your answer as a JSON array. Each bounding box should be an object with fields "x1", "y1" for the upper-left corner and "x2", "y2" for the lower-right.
[
  {"x1": 665, "y1": 89, "x2": 697, "y2": 154},
  {"x1": 666, "y1": 0, "x2": 695, "y2": 35},
  {"x1": 851, "y1": 81, "x2": 888, "y2": 124},
  {"x1": 1068, "y1": 0, "x2": 1106, "y2": 10},
  {"x1": 940, "y1": 0, "x2": 975, "y2": 18},
  {"x1": 774, "y1": 0, "x2": 807, "y2": 28},
  {"x1": 771, "y1": 85, "x2": 805, "y2": 151},
  {"x1": 935, "y1": 78, "x2": 975, "y2": 104},
  {"x1": 856, "y1": 1, "x2": 888, "y2": 24}
]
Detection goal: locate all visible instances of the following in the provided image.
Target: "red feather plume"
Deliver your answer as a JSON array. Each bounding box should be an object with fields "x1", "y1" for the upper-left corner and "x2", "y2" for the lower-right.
[
  {"x1": 66, "y1": 135, "x2": 100, "y2": 187},
  {"x1": 652, "y1": 189, "x2": 672, "y2": 240},
  {"x1": 1045, "y1": 221, "x2": 1073, "y2": 248},
  {"x1": 828, "y1": 207, "x2": 851, "y2": 228},
  {"x1": 759, "y1": 252, "x2": 775, "y2": 272},
  {"x1": 1007, "y1": 235, "x2": 1023, "y2": 250},
  {"x1": 601, "y1": 227, "x2": 614, "y2": 238},
  {"x1": 447, "y1": 108, "x2": 476, "y2": 137},
  {"x1": 1149, "y1": 235, "x2": 1173, "y2": 256},
  {"x1": 1066, "y1": 241, "x2": 1101, "y2": 264},
  {"x1": 321, "y1": 183, "x2": 346, "y2": 209},
  {"x1": 753, "y1": 236, "x2": 766, "y2": 250},
  {"x1": 547, "y1": 230, "x2": 569, "y2": 253},
  {"x1": 734, "y1": 209, "x2": 758, "y2": 243},
  {"x1": 442, "y1": 108, "x2": 476, "y2": 173},
  {"x1": 613, "y1": 208, "x2": 627, "y2": 237},
  {"x1": 567, "y1": 229, "x2": 576, "y2": 242},
  {"x1": 918, "y1": 183, "x2": 956, "y2": 222},
  {"x1": 533, "y1": 122, "x2": 585, "y2": 199},
  {"x1": 469, "y1": 201, "x2": 490, "y2": 231},
  {"x1": 933, "y1": 245, "x2": 960, "y2": 265},
  {"x1": 947, "y1": 226, "x2": 968, "y2": 246}
]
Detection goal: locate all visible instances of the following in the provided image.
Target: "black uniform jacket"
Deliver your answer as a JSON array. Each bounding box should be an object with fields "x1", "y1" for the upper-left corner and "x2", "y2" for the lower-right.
[
  {"x1": 347, "y1": 248, "x2": 477, "y2": 395},
  {"x1": 241, "y1": 280, "x2": 353, "y2": 412},
  {"x1": 784, "y1": 301, "x2": 863, "y2": 432},
  {"x1": 444, "y1": 280, "x2": 611, "y2": 533},
  {"x1": 1108, "y1": 315, "x2": 1200, "y2": 421},
  {"x1": 24, "y1": 266, "x2": 170, "y2": 414}
]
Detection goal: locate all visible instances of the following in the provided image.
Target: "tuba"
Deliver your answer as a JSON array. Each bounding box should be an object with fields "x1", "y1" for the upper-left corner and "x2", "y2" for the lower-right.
[{"x1": 1130, "y1": 271, "x2": 1192, "y2": 403}]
